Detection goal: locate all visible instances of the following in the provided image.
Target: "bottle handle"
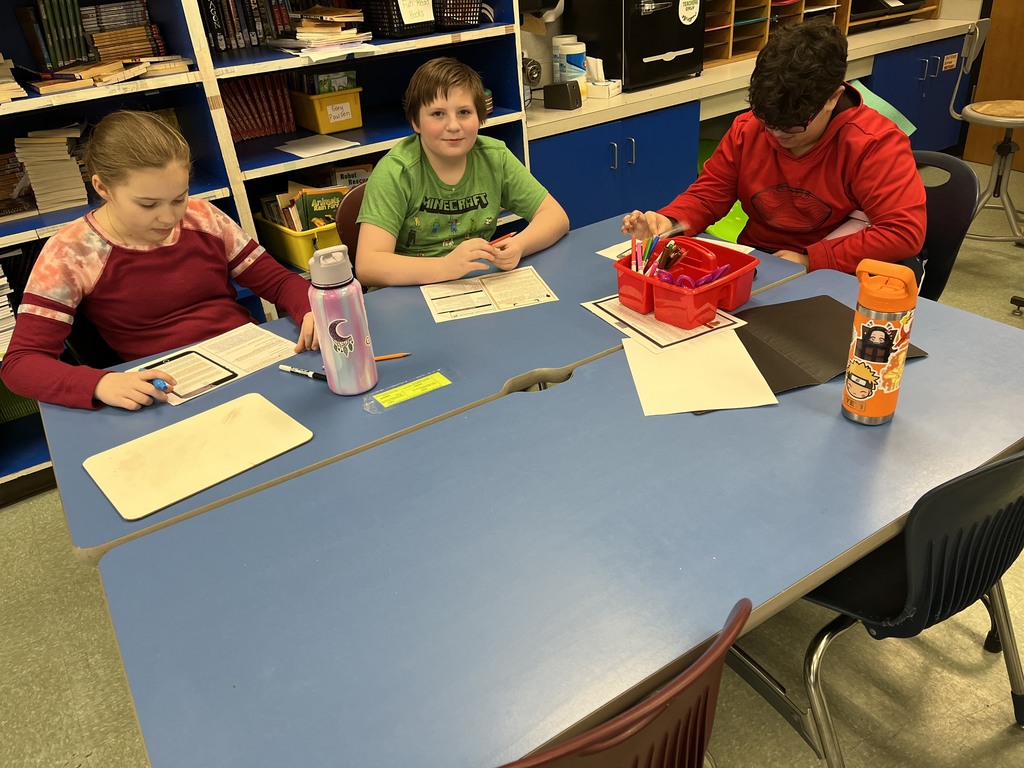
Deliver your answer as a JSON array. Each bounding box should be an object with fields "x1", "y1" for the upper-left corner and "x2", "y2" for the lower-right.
[{"x1": 855, "y1": 259, "x2": 918, "y2": 296}]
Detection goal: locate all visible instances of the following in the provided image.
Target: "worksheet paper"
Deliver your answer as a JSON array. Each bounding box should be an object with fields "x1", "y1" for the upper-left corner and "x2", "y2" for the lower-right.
[
  {"x1": 135, "y1": 323, "x2": 298, "y2": 405},
  {"x1": 582, "y1": 295, "x2": 745, "y2": 354},
  {"x1": 275, "y1": 135, "x2": 360, "y2": 158},
  {"x1": 420, "y1": 266, "x2": 558, "y2": 322},
  {"x1": 623, "y1": 331, "x2": 777, "y2": 416}
]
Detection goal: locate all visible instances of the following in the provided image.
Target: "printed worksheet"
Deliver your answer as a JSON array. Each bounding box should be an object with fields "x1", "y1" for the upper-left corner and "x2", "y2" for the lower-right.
[
  {"x1": 420, "y1": 266, "x2": 558, "y2": 322},
  {"x1": 582, "y1": 294, "x2": 745, "y2": 354},
  {"x1": 135, "y1": 323, "x2": 298, "y2": 405}
]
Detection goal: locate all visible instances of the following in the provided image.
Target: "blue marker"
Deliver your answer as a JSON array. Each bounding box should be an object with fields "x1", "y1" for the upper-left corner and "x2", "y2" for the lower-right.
[{"x1": 152, "y1": 378, "x2": 170, "y2": 392}]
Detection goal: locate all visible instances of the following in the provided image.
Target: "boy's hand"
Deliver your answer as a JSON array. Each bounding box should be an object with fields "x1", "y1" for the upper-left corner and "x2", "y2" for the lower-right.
[
  {"x1": 622, "y1": 210, "x2": 678, "y2": 239},
  {"x1": 442, "y1": 239, "x2": 495, "y2": 280},
  {"x1": 94, "y1": 370, "x2": 177, "y2": 410},
  {"x1": 491, "y1": 237, "x2": 523, "y2": 271}
]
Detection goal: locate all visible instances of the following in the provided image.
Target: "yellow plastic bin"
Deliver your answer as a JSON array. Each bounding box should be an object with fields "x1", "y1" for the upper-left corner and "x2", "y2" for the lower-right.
[
  {"x1": 255, "y1": 214, "x2": 341, "y2": 271},
  {"x1": 289, "y1": 88, "x2": 363, "y2": 134}
]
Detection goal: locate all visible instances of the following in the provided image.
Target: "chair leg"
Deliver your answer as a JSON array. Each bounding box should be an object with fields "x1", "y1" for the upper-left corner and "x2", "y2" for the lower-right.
[
  {"x1": 803, "y1": 614, "x2": 859, "y2": 768},
  {"x1": 986, "y1": 580, "x2": 1024, "y2": 727},
  {"x1": 981, "y1": 594, "x2": 1003, "y2": 653}
]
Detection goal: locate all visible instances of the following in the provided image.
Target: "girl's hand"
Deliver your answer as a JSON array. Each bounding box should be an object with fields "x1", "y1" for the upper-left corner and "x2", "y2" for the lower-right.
[
  {"x1": 442, "y1": 238, "x2": 495, "y2": 280},
  {"x1": 94, "y1": 370, "x2": 177, "y2": 410},
  {"x1": 294, "y1": 311, "x2": 319, "y2": 353}
]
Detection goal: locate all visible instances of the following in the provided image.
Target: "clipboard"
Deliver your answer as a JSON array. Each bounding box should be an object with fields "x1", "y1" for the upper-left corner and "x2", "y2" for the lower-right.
[{"x1": 83, "y1": 393, "x2": 313, "y2": 521}]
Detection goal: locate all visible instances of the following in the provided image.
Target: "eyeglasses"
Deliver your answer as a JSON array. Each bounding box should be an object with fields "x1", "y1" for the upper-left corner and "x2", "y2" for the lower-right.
[{"x1": 755, "y1": 104, "x2": 824, "y2": 135}]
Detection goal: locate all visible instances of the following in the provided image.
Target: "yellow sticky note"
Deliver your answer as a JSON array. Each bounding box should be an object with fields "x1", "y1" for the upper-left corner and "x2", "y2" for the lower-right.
[{"x1": 372, "y1": 372, "x2": 452, "y2": 408}]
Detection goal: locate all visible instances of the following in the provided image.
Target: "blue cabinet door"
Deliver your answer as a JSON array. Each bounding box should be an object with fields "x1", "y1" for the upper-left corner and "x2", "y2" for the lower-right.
[
  {"x1": 865, "y1": 38, "x2": 968, "y2": 151},
  {"x1": 529, "y1": 122, "x2": 621, "y2": 228},
  {"x1": 530, "y1": 101, "x2": 701, "y2": 229},
  {"x1": 619, "y1": 102, "x2": 699, "y2": 215},
  {"x1": 914, "y1": 38, "x2": 970, "y2": 151}
]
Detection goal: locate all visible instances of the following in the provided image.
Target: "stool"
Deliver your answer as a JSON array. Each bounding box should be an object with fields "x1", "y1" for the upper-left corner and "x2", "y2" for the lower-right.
[{"x1": 960, "y1": 100, "x2": 1024, "y2": 243}]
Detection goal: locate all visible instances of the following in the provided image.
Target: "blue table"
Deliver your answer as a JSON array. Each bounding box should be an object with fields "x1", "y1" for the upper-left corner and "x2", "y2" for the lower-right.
[
  {"x1": 42, "y1": 217, "x2": 804, "y2": 553},
  {"x1": 98, "y1": 270, "x2": 1024, "y2": 768}
]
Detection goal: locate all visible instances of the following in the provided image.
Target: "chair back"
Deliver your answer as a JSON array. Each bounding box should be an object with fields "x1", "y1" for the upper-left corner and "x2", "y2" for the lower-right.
[
  {"x1": 949, "y1": 19, "x2": 990, "y2": 119},
  {"x1": 879, "y1": 451, "x2": 1024, "y2": 639},
  {"x1": 499, "y1": 598, "x2": 752, "y2": 768},
  {"x1": 334, "y1": 182, "x2": 366, "y2": 270},
  {"x1": 914, "y1": 150, "x2": 979, "y2": 301},
  {"x1": 62, "y1": 313, "x2": 123, "y2": 368}
]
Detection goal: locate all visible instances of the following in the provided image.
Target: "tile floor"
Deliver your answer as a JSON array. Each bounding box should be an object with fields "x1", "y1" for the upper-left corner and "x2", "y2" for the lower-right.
[{"x1": 1, "y1": 162, "x2": 1022, "y2": 768}]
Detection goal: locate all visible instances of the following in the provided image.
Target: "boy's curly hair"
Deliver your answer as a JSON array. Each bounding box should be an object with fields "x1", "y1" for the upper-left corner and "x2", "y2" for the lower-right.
[{"x1": 748, "y1": 17, "x2": 847, "y2": 129}]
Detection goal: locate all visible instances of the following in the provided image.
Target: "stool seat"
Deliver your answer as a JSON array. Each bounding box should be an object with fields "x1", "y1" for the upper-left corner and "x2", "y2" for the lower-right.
[{"x1": 962, "y1": 100, "x2": 1024, "y2": 128}]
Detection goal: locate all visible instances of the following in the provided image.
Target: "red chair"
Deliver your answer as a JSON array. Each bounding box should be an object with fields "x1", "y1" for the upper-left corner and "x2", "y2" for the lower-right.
[{"x1": 499, "y1": 598, "x2": 751, "y2": 768}]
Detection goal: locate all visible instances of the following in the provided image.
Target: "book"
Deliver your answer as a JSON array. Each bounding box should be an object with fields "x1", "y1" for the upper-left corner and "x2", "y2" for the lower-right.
[
  {"x1": 0, "y1": 197, "x2": 38, "y2": 222},
  {"x1": 292, "y1": 184, "x2": 349, "y2": 229},
  {"x1": 293, "y1": 5, "x2": 363, "y2": 22},
  {"x1": 92, "y1": 62, "x2": 149, "y2": 85},
  {"x1": 41, "y1": 60, "x2": 124, "y2": 80},
  {"x1": 139, "y1": 61, "x2": 190, "y2": 78},
  {"x1": 15, "y1": 6, "x2": 53, "y2": 71},
  {"x1": 25, "y1": 76, "x2": 95, "y2": 94},
  {"x1": 35, "y1": 0, "x2": 64, "y2": 68}
]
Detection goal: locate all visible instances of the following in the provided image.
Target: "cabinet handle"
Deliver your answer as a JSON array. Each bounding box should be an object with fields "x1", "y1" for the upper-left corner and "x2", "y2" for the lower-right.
[
  {"x1": 628, "y1": 137, "x2": 636, "y2": 165},
  {"x1": 929, "y1": 55, "x2": 941, "y2": 78},
  {"x1": 918, "y1": 59, "x2": 928, "y2": 81},
  {"x1": 610, "y1": 141, "x2": 619, "y2": 170}
]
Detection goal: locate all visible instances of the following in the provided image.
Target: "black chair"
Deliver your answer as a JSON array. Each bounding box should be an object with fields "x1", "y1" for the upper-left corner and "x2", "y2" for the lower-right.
[
  {"x1": 730, "y1": 452, "x2": 1024, "y2": 767},
  {"x1": 499, "y1": 598, "x2": 751, "y2": 768},
  {"x1": 914, "y1": 150, "x2": 980, "y2": 301},
  {"x1": 61, "y1": 313, "x2": 123, "y2": 369}
]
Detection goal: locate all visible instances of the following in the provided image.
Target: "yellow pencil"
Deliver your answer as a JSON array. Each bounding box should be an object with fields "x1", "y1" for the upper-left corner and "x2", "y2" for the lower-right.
[{"x1": 374, "y1": 353, "x2": 411, "y2": 361}]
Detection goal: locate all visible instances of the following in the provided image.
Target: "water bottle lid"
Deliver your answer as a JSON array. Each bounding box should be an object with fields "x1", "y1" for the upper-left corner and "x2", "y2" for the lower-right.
[
  {"x1": 855, "y1": 259, "x2": 917, "y2": 313},
  {"x1": 309, "y1": 245, "x2": 354, "y2": 288}
]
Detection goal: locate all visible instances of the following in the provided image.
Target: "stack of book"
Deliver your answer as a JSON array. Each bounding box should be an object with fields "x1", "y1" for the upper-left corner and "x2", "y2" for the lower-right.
[
  {"x1": 80, "y1": 1, "x2": 167, "y2": 61},
  {"x1": 275, "y1": 5, "x2": 370, "y2": 49},
  {"x1": 0, "y1": 153, "x2": 35, "y2": 223},
  {"x1": 0, "y1": 57, "x2": 28, "y2": 103},
  {"x1": 14, "y1": 126, "x2": 89, "y2": 215},
  {"x1": 0, "y1": 255, "x2": 15, "y2": 358},
  {"x1": 198, "y1": 1, "x2": 298, "y2": 52},
  {"x1": 221, "y1": 73, "x2": 296, "y2": 142},
  {"x1": 261, "y1": 180, "x2": 350, "y2": 231},
  {"x1": 136, "y1": 54, "x2": 192, "y2": 78}
]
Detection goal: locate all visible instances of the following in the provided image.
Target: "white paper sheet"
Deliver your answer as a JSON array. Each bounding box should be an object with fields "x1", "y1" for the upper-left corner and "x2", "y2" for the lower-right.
[
  {"x1": 135, "y1": 324, "x2": 298, "y2": 405},
  {"x1": 582, "y1": 295, "x2": 745, "y2": 354},
  {"x1": 622, "y1": 331, "x2": 777, "y2": 416},
  {"x1": 420, "y1": 266, "x2": 558, "y2": 322},
  {"x1": 275, "y1": 135, "x2": 360, "y2": 158}
]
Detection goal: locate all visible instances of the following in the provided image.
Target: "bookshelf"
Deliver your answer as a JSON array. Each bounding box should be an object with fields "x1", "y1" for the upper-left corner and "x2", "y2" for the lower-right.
[{"x1": 0, "y1": 0, "x2": 529, "y2": 487}]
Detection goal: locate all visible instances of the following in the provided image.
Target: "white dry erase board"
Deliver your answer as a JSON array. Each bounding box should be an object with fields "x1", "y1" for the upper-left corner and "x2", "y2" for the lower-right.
[{"x1": 83, "y1": 393, "x2": 313, "y2": 521}]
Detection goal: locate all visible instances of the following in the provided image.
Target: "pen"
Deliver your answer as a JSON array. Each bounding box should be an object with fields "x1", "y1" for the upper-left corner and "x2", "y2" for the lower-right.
[
  {"x1": 374, "y1": 353, "x2": 411, "y2": 361},
  {"x1": 279, "y1": 364, "x2": 327, "y2": 382},
  {"x1": 152, "y1": 378, "x2": 170, "y2": 391}
]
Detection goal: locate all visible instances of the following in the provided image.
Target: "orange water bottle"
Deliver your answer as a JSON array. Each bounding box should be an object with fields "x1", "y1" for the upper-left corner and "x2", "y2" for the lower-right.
[{"x1": 841, "y1": 259, "x2": 918, "y2": 425}]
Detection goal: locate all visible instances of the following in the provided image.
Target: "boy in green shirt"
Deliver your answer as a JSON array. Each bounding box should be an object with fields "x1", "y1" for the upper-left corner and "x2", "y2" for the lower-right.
[{"x1": 356, "y1": 57, "x2": 570, "y2": 287}]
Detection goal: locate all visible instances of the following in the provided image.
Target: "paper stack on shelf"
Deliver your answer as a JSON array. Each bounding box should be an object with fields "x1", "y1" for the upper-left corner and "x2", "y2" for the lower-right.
[
  {"x1": 14, "y1": 128, "x2": 89, "y2": 215},
  {"x1": 0, "y1": 151, "x2": 36, "y2": 223},
  {"x1": 0, "y1": 254, "x2": 17, "y2": 357},
  {"x1": 0, "y1": 56, "x2": 28, "y2": 103},
  {"x1": 269, "y1": 4, "x2": 371, "y2": 49}
]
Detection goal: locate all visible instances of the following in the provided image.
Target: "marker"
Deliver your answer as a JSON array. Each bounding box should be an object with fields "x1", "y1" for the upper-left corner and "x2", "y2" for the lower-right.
[
  {"x1": 279, "y1": 364, "x2": 327, "y2": 382},
  {"x1": 374, "y1": 353, "x2": 410, "y2": 361},
  {"x1": 152, "y1": 378, "x2": 170, "y2": 391}
]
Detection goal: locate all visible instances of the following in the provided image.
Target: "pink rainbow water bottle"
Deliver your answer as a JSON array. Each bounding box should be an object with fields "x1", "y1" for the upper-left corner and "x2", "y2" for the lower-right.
[{"x1": 308, "y1": 245, "x2": 378, "y2": 395}]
